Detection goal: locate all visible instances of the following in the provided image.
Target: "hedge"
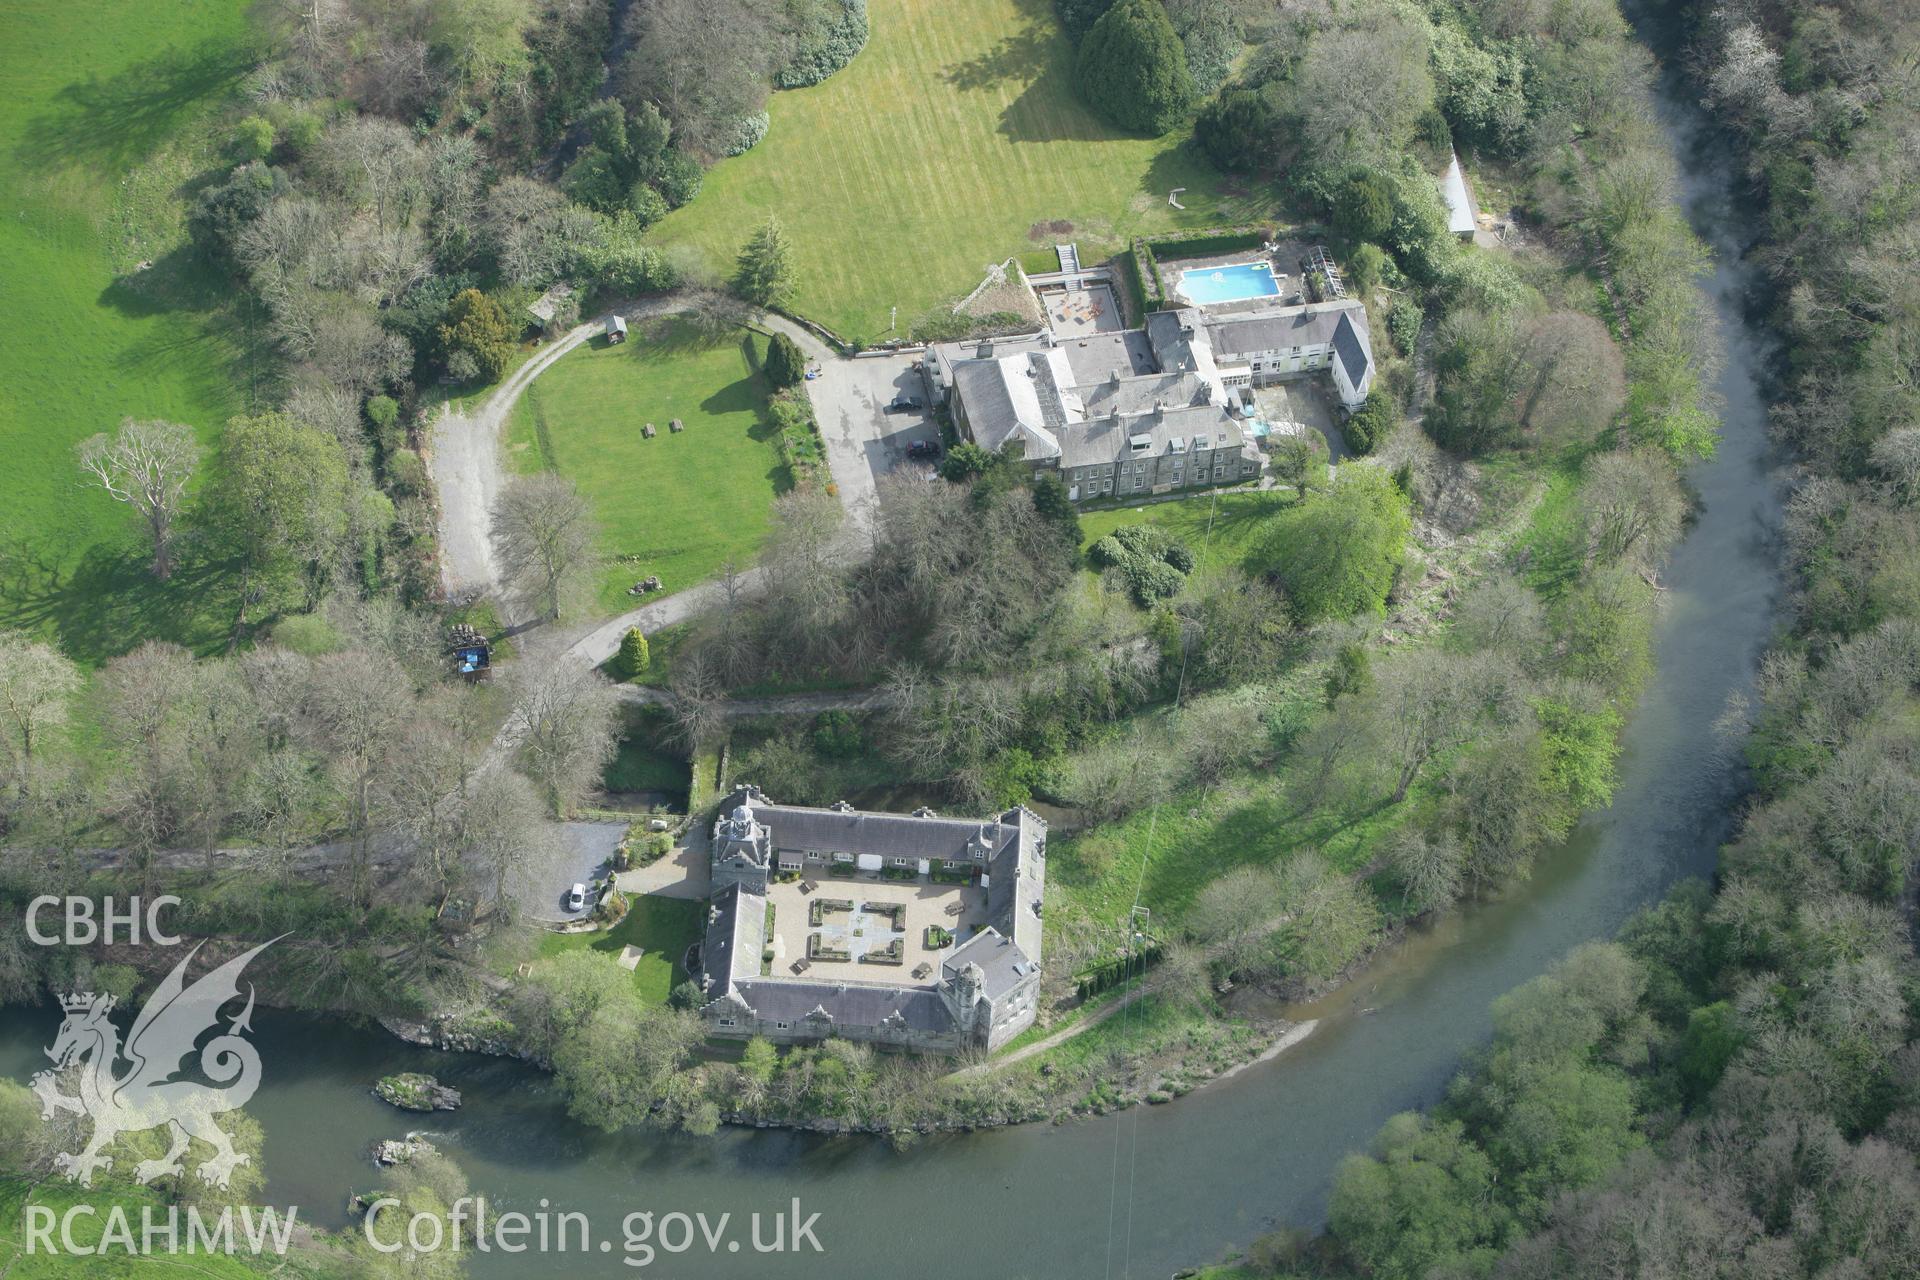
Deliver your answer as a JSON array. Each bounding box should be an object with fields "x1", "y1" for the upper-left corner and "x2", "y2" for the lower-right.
[
  {"x1": 1075, "y1": 942, "x2": 1164, "y2": 1000},
  {"x1": 1130, "y1": 239, "x2": 1167, "y2": 311},
  {"x1": 1142, "y1": 228, "x2": 1269, "y2": 260}
]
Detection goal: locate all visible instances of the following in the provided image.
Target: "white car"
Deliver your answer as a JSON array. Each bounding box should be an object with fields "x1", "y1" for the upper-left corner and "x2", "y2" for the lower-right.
[{"x1": 566, "y1": 883, "x2": 589, "y2": 912}]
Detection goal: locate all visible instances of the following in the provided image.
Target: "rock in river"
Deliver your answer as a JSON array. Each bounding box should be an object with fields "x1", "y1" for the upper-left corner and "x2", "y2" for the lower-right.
[{"x1": 372, "y1": 1072, "x2": 462, "y2": 1112}]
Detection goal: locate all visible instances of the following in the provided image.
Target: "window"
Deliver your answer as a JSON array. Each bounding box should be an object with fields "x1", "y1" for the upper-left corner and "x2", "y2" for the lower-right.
[
  {"x1": 806, "y1": 850, "x2": 823, "y2": 861},
  {"x1": 1242, "y1": 463, "x2": 1256, "y2": 474},
  {"x1": 717, "y1": 1018, "x2": 737, "y2": 1028},
  {"x1": 1215, "y1": 466, "x2": 1226, "y2": 479},
  {"x1": 1101, "y1": 481, "x2": 1111, "y2": 492},
  {"x1": 774, "y1": 1021, "x2": 790, "y2": 1030},
  {"x1": 891, "y1": 857, "x2": 911, "y2": 868}
]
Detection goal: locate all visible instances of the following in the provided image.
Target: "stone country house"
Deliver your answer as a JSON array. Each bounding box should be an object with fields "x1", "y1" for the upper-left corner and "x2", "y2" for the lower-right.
[
  {"x1": 925, "y1": 296, "x2": 1373, "y2": 503},
  {"x1": 696, "y1": 787, "x2": 1047, "y2": 1054}
]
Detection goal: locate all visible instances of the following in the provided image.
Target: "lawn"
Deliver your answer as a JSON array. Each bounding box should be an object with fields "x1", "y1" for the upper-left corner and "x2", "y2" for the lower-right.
[
  {"x1": 537, "y1": 895, "x2": 705, "y2": 1004},
  {"x1": 1078, "y1": 489, "x2": 1293, "y2": 577},
  {"x1": 0, "y1": 0, "x2": 261, "y2": 663},
  {"x1": 649, "y1": 0, "x2": 1276, "y2": 345},
  {"x1": 504, "y1": 321, "x2": 788, "y2": 615}
]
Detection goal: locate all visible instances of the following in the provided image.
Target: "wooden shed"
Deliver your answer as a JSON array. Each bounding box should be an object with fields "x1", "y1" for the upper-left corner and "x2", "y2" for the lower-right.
[{"x1": 607, "y1": 314, "x2": 628, "y2": 344}]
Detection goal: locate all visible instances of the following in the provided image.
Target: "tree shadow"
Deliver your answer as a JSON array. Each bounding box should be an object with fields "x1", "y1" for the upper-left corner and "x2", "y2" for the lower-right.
[
  {"x1": 698, "y1": 374, "x2": 770, "y2": 422},
  {"x1": 942, "y1": 18, "x2": 1054, "y2": 92},
  {"x1": 13, "y1": 39, "x2": 255, "y2": 177},
  {"x1": 0, "y1": 532, "x2": 243, "y2": 664}
]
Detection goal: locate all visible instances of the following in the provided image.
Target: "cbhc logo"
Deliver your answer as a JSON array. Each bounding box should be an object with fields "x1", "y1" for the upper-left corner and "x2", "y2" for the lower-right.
[{"x1": 24, "y1": 896, "x2": 182, "y2": 947}]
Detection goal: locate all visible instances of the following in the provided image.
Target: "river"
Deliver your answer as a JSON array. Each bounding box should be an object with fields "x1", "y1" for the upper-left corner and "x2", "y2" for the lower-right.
[{"x1": 0, "y1": 44, "x2": 1781, "y2": 1280}]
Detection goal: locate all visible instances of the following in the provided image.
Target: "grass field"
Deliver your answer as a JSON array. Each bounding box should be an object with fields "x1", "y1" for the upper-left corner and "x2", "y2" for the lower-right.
[
  {"x1": 0, "y1": 0, "x2": 260, "y2": 662},
  {"x1": 537, "y1": 895, "x2": 705, "y2": 1004},
  {"x1": 504, "y1": 321, "x2": 788, "y2": 615},
  {"x1": 650, "y1": 0, "x2": 1275, "y2": 344}
]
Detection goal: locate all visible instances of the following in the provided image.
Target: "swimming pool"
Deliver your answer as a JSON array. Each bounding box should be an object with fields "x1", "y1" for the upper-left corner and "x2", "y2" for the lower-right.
[{"x1": 1177, "y1": 261, "x2": 1280, "y2": 305}]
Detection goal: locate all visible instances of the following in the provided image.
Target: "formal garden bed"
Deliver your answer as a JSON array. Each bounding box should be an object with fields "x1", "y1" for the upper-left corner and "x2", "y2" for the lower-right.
[
  {"x1": 923, "y1": 925, "x2": 953, "y2": 949},
  {"x1": 806, "y1": 934, "x2": 850, "y2": 961},
  {"x1": 859, "y1": 938, "x2": 905, "y2": 965},
  {"x1": 861, "y1": 902, "x2": 907, "y2": 931},
  {"x1": 809, "y1": 898, "x2": 854, "y2": 926}
]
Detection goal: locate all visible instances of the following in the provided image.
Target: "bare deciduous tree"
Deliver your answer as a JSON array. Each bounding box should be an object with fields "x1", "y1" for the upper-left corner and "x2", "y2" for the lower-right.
[
  {"x1": 1581, "y1": 447, "x2": 1687, "y2": 571},
  {"x1": 490, "y1": 473, "x2": 598, "y2": 622},
  {"x1": 305, "y1": 648, "x2": 413, "y2": 904},
  {"x1": 0, "y1": 630, "x2": 81, "y2": 803},
  {"x1": 75, "y1": 419, "x2": 201, "y2": 580},
  {"x1": 505, "y1": 655, "x2": 620, "y2": 816}
]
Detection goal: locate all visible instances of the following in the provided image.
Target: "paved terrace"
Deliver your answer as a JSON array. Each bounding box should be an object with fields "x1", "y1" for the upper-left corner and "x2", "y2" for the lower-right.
[{"x1": 765, "y1": 876, "x2": 990, "y2": 986}]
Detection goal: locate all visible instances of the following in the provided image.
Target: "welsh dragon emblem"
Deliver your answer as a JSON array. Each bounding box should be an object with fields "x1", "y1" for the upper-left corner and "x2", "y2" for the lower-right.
[{"x1": 32, "y1": 939, "x2": 279, "y2": 1188}]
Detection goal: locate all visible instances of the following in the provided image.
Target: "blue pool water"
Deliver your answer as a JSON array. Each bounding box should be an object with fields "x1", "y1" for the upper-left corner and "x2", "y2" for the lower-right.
[{"x1": 1178, "y1": 261, "x2": 1280, "y2": 304}]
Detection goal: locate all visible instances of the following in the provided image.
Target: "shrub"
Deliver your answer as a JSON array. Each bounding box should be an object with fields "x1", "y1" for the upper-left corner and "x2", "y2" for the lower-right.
[
  {"x1": 724, "y1": 111, "x2": 770, "y2": 157},
  {"x1": 1387, "y1": 298, "x2": 1423, "y2": 356},
  {"x1": 231, "y1": 115, "x2": 275, "y2": 161},
  {"x1": 1056, "y1": 0, "x2": 1116, "y2": 42},
  {"x1": 778, "y1": 0, "x2": 870, "y2": 87},
  {"x1": 437, "y1": 289, "x2": 515, "y2": 383},
  {"x1": 616, "y1": 627, "x2": 651, "y2": 678},
  {"x1": 1343, "y1": 395, "x2": 1397, "y2": 455},
  {"x1": 1123, "y1": 556, "x2": 1186, "y2": 604},
  {"x1": 1194, "y1": 88, "x2": 1279, "y2": 173},
  {"x1": 654, "y1": 149, "x2": 704, "y2": 208},
  {"x1": 627, "y1": 183, "x2": 669, "y2": 229},
  {"x1": 766, "y1": 331, "x2": 807, "y2": 386},
  {"x1": 385, "y1": 448, "x2": 428, "y2": 497},
  {"x1": 1075, "y1": 0, "x2": 1194, "y2": 136},
  {"x1": 812, "y1": 710, "x2": 864, "y2": 758},
  {"x1": 1088, "y1": 534, "x2": 1130, "y2": 569}
]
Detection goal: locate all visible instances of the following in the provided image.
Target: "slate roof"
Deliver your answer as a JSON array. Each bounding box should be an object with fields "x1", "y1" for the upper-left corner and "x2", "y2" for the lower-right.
[
  {"x1": 720, "y1": 788, "x2": 1023, "y2": 865},
  {"x1": 1055, "y1": 404, "x2": 1251, "y2": 471},
  {"x1": 1204, "y1": 300, "x2": 1362, "y2": 358},
  {"x1": 1074, "y1": 370, "x2": 1216, "y2": 418},
  {"x1": 700, "y1": 883, "x2": 764, "y2": 999},
  {"x1": 988, "y1": 806, "x2": 1047, "y2": 959},
  {"x1": 729, "y1": 980, "x2": 955, "y2": 1033},
  {"x1": 1332, "y1": 311, "x2": 1370, "y2": 386},
  {"x1": 943, "y1": 927, "x2": 1034, "y2": 1000}
]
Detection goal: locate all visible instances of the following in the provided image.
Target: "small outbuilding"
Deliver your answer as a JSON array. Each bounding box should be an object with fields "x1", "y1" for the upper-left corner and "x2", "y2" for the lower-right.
[
  {"x1": 527, "y1": 283, "x2": 576, "y2": 334},
  {"x1": 1440, "y1": 152, "x2": 1478, "y2": 240},
  {"x1": 607, "y1": 314, "x2": 628, "y2": 344}
]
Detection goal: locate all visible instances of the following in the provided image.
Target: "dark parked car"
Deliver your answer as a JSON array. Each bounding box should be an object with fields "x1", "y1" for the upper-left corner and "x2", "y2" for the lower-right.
[
  {"x1": 906, "y1": 440, "x2": 940, "y2": 459},
  {"x1": 886, "y1": 395, "x2": 923, "y2": 414}
]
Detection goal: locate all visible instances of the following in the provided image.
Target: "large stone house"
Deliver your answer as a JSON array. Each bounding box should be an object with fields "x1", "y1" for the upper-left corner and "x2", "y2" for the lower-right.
[
  {"x1": 926, "y1": 295, "x2": 1373, "y2": 503},
  {"x1": 696, "y1": 787, "x2": 1047, "y2": 1054}
]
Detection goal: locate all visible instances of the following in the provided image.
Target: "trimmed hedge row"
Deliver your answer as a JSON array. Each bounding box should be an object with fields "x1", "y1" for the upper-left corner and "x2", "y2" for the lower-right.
[
  {"x1": 1075, "y1": 942, "x2": 1164, "y2": 1001},
  {"x1": 1142, "y1": 228, "x2": 1269, "y2": 259}
]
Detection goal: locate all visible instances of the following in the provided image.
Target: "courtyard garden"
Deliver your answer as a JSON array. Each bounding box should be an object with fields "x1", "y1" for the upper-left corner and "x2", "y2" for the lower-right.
[
  {"x1": 504, "y1": 320, "x2": 789, "y2": 615},
  {"x1": 649, "y1": 0, "x2": 1275, "y2": 344}
]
